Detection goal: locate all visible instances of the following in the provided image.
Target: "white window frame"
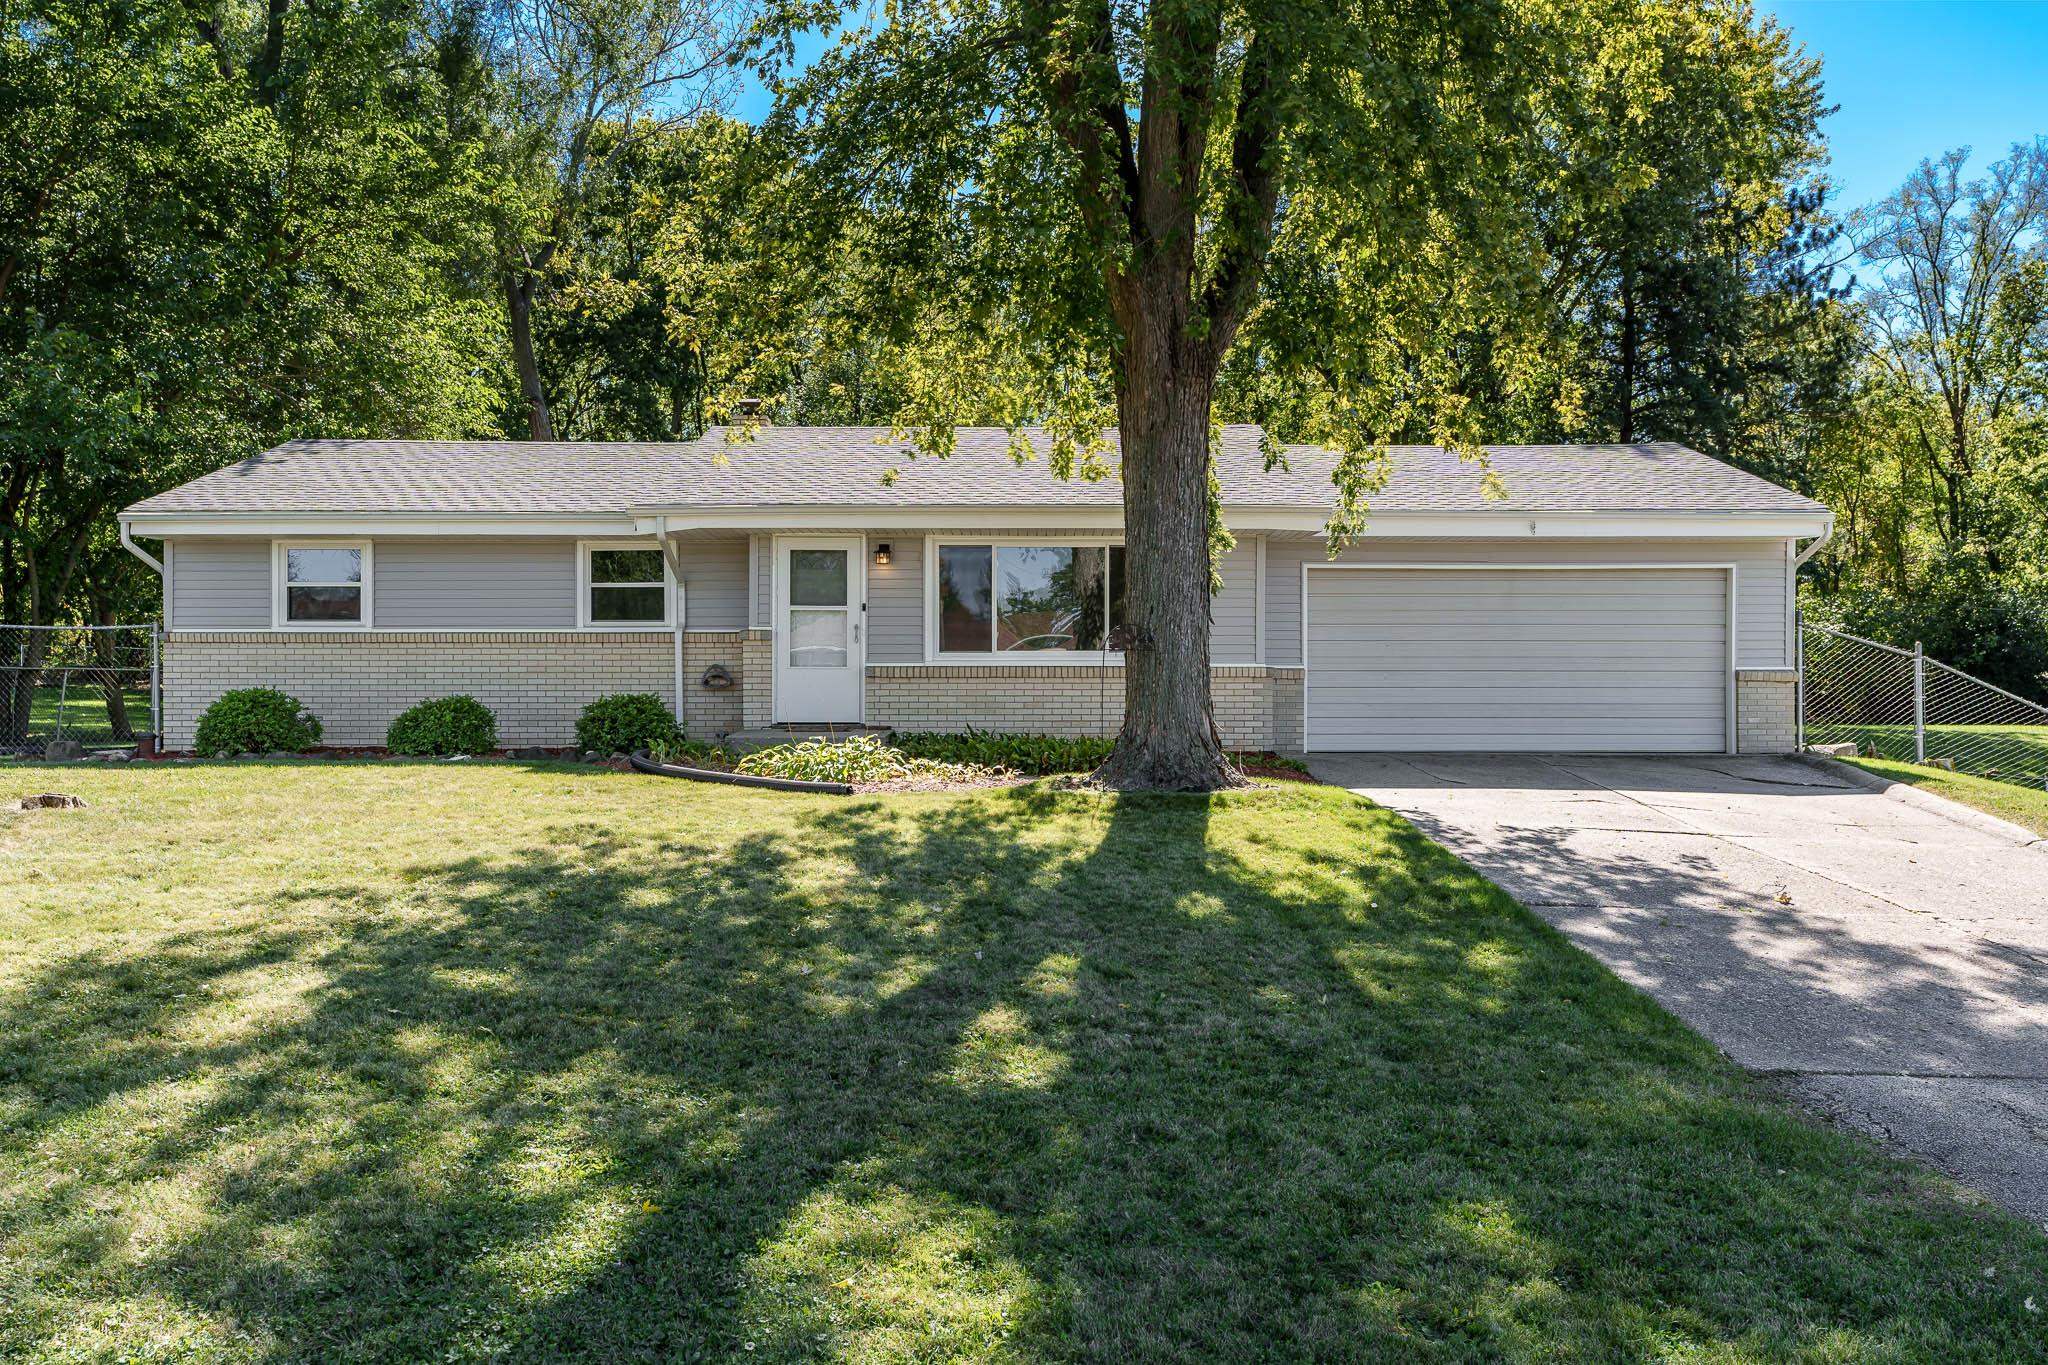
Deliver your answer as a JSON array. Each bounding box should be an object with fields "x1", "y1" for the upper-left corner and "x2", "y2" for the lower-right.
[
  {"x1": 272, "y1": 539, "x2": 373, "y2": 631},
  {"x1": 923, "y1": 536, "x2": 1126, "y2": 664},
  {"x1": 577, "y1": 538, "x2": 677, "y2": 631}
]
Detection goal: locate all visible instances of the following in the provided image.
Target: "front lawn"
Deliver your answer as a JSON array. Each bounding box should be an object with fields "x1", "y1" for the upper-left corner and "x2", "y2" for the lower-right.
[
  {"x1": 3, "y1": 763, "x2": 2043, "y2": 1360},
  {"x1": 1811, "y1": 720, "x2": 2048, "y2": 784},
  {"x1": 1844, "y1": 754, "x2": 2048, "y2": 837}
]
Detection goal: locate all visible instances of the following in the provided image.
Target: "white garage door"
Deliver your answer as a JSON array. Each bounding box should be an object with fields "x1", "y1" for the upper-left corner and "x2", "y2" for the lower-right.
[{"x1": 1304, "y1": 566, "x2": 1731, "y2": 752}]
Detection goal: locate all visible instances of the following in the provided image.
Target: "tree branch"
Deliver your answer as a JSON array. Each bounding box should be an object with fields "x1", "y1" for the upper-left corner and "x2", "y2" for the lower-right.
[{"x1": 1195, "y1": 27, "x2": 1283, "y2": 361}]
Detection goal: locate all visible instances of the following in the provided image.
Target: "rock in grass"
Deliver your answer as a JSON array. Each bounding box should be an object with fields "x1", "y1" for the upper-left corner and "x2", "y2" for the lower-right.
[
  {"x1": 42, "y1": 739, "x2": 84, "y2": 761},
  {"x1": 18, "y1": 792, "x2": 86, "y2": 810}
]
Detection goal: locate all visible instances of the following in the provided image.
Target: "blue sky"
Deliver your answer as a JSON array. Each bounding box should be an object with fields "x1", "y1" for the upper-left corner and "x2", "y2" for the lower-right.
[
  {"x1": 735, "y1": 4, "x2": 2047, "y2": 213},
  {"x1": 1762, "y1": 0, "x2": 2047, "y2": 210}
]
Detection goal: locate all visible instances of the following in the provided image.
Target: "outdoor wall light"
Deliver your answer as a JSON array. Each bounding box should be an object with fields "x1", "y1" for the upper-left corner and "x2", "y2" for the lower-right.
[{"x1": 873, "y1": 543, "x2": 892, "y2": 566}]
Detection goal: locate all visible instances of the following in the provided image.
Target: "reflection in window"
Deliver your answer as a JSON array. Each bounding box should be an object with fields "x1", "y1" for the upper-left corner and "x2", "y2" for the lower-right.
[
  {"x1": 588, "y1": 547, "x2": 667, "y2": 623},
  {"x1": 938, "y1": 543, "x2": 1125, "y2": 654},
  {"x1": 938, "y1": 544, "x2": 993, "y2": 653},
  {"x1": 788, "y1": 608, "x2": 848, "y2": 668},
  {"x1": 789, "y1": 549, "x2": 848, "y2": 606},
  {"x1": 284, "y1": 546, "x2": 363, "y2": 623}
]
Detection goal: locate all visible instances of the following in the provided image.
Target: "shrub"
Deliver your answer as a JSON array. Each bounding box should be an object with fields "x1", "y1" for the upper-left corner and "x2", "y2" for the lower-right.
[
  {"x1": 193, "y1": 688, "x2": 322, "y2": 757},
  {"x1": 736, "y1": 734, "x2": 999, "y2": 785},
  {"x1": 386, "y1": 695, "x2": 499, "y2": 756},
  {"x1": 889, "y1": 728, "x2": 1114, "y2": 775},
  {"x1": 575, "y1": 692, "x2": 679, "y2": 755}
]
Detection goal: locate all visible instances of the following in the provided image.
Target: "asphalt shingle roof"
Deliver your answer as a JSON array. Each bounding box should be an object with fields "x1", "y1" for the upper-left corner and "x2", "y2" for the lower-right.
[{"x1": 124, "y1": 425, "x2": 1826, "y2": 517}]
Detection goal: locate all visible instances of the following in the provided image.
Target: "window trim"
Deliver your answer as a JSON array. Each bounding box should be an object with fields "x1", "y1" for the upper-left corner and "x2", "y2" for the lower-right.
[
  {"x1": 577, "y1": 538, "x2": 677, "y2": 631},
  {"x1": 923, "y1": 536, "x2": 1126, "y2": 664},
  {"x1": 272, "y1": 539, "x2": 373, "y2": 631}
]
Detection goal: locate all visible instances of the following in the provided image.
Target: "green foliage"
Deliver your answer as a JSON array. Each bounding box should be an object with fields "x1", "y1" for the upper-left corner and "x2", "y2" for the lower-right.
[
  {"x1": 574, "y1": 693, "x2": 680, "y2": 754},
  {"x1": 644, "y1": 734, "x2": 738, "y2": 768},
  {"x1": 734, "y1": 735, "x2": 1001, "y2": 785},
  {"x1": 890, "y1": 729, "x2": 1113, "y2": 775},
  {"x1": 385, "y1": 695, "x2": 500, "y2": 756},
  {"x1": 1808, "y1": 557, "x2": 2048, "y2": 702},
  {"x1": 192, "y1": 689, "x2": 323, "y2": 757}
]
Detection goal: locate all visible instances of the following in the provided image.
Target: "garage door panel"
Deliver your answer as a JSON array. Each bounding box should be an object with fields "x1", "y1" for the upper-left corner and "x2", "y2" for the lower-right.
[
  {"x1": 1306, "y1": 646, "x2": 1727, "y2": 668},
  {"x1": 1305, "y1": 567, "x2": 1728, "y2": 753}
]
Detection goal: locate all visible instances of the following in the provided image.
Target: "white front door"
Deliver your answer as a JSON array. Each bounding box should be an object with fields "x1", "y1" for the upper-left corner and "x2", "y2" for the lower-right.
[{"x1": 773, "y1": 537, "x2": 865, "y2": 722}]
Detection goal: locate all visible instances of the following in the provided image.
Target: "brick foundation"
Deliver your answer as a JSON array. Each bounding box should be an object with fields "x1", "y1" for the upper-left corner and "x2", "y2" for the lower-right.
[
  {"x1": 1736, "y1": 669, "x2": 1799, "y2": 754},
  {"x1": 863, "y1": 664, "x2": 1298, "y2": 750},
  {"x1": 162, "y1": 631, "x2": 751, "y2": 749}
]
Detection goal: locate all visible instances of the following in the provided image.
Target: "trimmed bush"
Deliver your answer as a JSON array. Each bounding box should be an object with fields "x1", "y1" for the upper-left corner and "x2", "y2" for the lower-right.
[
  {"x1": 575, "y1": 692, "x2": 679, "y2": 755},
  {"x1": 890, "y1": 728, "x2": 1114, "y2": 775},
  {"x1": 386, "y1": 695, "x2": 499, "y2": 756},
  {"x1": 193, "y1": 688, "x2": 322, "y2": 757}
]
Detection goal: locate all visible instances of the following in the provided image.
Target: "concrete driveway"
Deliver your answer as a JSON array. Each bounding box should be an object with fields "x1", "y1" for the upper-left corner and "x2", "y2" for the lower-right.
[{"x1": 1308, "y1": 751, "x2": 2048, "y2": 1219}]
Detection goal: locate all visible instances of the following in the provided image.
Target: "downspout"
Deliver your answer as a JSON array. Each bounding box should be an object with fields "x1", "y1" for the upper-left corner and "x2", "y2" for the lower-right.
[
  {"x1": 119, "y1": 521, "x2": 164, "y2": 576},
  {"x1": 656, "y1": 517, "x2": 687, "y2": 730},
  {"x1": 119, "y1": 521, "x2": 166, "y2": 749},
  {"x1": 1792, "y1": 520, "x2": 1833, "y2": 570},
  {"x1": 1790, "y1": 520, "x2": 1833, "y2": 755}
]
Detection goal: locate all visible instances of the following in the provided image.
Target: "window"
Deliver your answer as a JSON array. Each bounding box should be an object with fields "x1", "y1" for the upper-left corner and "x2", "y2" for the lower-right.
[
  {"x1": 933, "y1": 542, "x2": 1126, "y2": 657},
  {"x1": 274, "y1": 541, "x2": 371, "y2": 628},
  {"x1": 579, "y1": 541, "x2": 674, "y2": 628}
]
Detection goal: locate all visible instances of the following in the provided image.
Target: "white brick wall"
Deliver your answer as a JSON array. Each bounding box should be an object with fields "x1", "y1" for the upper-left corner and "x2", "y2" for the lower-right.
[
  {"x1": 162, "y1": 631, "x2": 751, "y2": 749},
  {"x1": 863, "y1": 664, "x2": 1294, "y2": 749},
  {"x1": 1736, "y1": 670, "x2": 1798, "y2": 754}
]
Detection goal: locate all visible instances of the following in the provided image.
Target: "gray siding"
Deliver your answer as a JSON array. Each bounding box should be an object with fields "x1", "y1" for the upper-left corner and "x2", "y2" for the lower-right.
[
  {"x1": 671, "y1": 535, "x2": 749, "y2": 630},
  {"x1": 1264, "y1": 537, "x2": 1792, "y2": 669},
  {"x1": 166, "y1": 535, "x2": 751, "y2": 633},
  {"x1": 866, "y1": 534, "x2": 926, "y2": 662},
  {"x1": 376, "y1": 539, "x2": 576, "y2": 629},
  {"x1": 1211, "y1": 539, "x2": 1257, "y2": 662},
  {"x1": 169, "y1": 537, "x2": 271, "y2": 629}
]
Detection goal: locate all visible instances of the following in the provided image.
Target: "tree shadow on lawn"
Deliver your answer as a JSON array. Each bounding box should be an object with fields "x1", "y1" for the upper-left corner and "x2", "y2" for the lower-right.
[{"x1": 3, "y1": 785, "x2": 2044, "y2": 1361}]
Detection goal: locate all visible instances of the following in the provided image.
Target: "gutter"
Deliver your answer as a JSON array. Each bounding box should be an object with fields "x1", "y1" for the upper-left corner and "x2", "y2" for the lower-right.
[
  {"x1": 1793, "y1": 518, "x2": 1834, "y2": 568},
  {"x1": 119, "y1": 522, "x2": 164, "y2": 576}
]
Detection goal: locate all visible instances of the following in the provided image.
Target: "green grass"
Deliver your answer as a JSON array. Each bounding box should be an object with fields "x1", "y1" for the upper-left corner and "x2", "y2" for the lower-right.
[
  {"x1": 3, "y1": 763, "x2": 2045, "y2": 1361},
  {"x1": 1843, "y1": 754, "x2": 2048, "y2": 837},
  {"x1": 1813, "y1": 721, "x2": 2048, "y2": 783},
  {"x1": 23, "y1": 686, "x2": 151, "y2": 746}
]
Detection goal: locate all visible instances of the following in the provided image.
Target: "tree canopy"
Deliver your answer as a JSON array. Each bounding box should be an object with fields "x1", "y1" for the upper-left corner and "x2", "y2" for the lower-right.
[{"x1": 4, "y1": 0, "x2": 2046, "y2": 724}]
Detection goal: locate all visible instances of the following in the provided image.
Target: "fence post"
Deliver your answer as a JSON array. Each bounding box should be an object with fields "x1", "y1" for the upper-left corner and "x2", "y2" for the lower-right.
[
  {"x1": 1794, "y1": 609, "x2": 1805, "y2": 751},
  {"x1": 1912, "y1": 640, "x2": 1926, "y2": 764}
]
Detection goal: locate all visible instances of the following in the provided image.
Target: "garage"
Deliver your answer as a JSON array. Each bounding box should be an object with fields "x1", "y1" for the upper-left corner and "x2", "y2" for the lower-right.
[{"x1": 1303, "y1": 565, "x2": 1733, "y2": 753}]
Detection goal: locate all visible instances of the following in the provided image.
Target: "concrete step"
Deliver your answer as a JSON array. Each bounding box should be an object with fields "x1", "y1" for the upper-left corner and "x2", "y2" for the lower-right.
[{"x1": 721, "y1": 724, "x2": 894, "y2": 753}]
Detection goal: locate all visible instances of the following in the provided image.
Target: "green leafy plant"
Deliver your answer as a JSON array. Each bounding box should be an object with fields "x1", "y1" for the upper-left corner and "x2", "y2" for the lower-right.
[
  {"x1": 575, "y1": 693, "x2": 681, "y2": 755},
  {"x1": 192, "y1": 688, "x2": 323, "y2": 757},
  {"x1": 645, "y1": 735, "x2": 737, "y2": 769},
  {"x1": 386, "y1": 695, "x2": 499, "y2": 757},
  {"x1": 736, "y1": 735, "x2": 1003, "y2": 785},
  {"x1": 889, "y1": 729, "x2": 1114, "y2": 775}
]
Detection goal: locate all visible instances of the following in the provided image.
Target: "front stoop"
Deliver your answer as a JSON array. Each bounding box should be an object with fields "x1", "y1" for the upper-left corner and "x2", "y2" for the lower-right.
[{"x1": 722, "y1": 724, "x2": 895, "y2": 753}]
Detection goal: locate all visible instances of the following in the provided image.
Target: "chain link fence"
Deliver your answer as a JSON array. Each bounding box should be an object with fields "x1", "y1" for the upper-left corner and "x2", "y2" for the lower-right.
[
  {"x1": 1, "y1": 624, "x2": 159, "y2": 753},
  {"x1": 1800, "y1": 620, "x2": 2048, "y2": 788}
]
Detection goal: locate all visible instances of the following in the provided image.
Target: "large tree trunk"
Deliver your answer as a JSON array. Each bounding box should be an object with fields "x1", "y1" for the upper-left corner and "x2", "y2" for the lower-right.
[
  {"x1": 506, "y1": 272, "x2": 555, "y2": 440},
  {"x1": 1093, "y1": 328, "x2": 1244, "y2": 792}
]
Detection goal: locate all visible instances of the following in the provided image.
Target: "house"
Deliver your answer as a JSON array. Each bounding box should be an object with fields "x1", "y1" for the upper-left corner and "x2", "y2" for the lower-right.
[{"x1": 117, "y1": 426, "x2": 1831, "y2": 754}]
